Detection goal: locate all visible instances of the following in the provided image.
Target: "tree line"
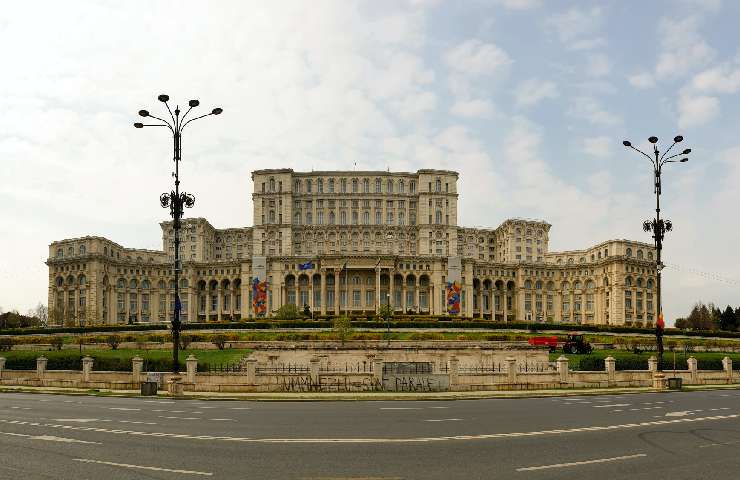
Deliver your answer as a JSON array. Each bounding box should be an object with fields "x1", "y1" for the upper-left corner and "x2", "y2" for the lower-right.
[
  {"x1": 0, "y1": 303, "x2": 48, "y2": 329},
  {"x1": 674, "y1": 302, "x2": 739, "y2": 331}
]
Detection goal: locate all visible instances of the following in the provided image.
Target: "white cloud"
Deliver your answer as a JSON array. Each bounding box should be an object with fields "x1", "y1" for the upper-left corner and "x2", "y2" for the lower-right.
[
  {"x1": 450, "y1": 98, "x2": 495, "y2": 118},
  {"x1": 581, "y1": 136, "x2": 613, "y2": 158},
  {"x1": 443, "y1": 39, "x2": 512, "y2": 76},
  {"x1": 514, "y1": 78, "x2": 558, "y2": 107},
  {"x1": 677, "y1": 92, "x2": 719, "y2": 128},
  {"x1": 569, "y1": 97, "x2": 622, "y2": 126},
  {"x1": 545, "y1": 7, "x2": 605, "y2": 50},
  {"x1": 628, "y1": 72, "x2": 656, "y2": 89},
  {"x1": 497, "y1": 0, "x2": 542, "y2": 9},
  {"x1": 586, "y1": 54, "x2": 611, "y2": 77},
  {"x1": 690, "y1": 63, "x2": 740, "y2": 93},
  {"x1": 655, "y1": 16, "x2": 714, "y2": 79}
]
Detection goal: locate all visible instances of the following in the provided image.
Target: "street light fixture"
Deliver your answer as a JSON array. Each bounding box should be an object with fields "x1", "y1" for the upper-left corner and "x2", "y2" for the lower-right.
[
  {"x1": 133, "y1": 94, "x2": 222, "y2": 374},
  {"x1": 622, "y1": 135, "x2": 691, "y2": 372}
]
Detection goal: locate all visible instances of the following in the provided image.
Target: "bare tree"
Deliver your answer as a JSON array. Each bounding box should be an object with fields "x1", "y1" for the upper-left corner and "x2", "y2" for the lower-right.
[{"x1": 35, "y1": 303, "x2": 49, "y2": 327}]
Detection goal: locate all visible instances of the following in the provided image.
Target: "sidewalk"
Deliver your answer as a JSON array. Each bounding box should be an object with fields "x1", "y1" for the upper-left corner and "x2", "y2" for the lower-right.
[{"x1": 2, "y1": 383, "x2": 738, "y2": 401}]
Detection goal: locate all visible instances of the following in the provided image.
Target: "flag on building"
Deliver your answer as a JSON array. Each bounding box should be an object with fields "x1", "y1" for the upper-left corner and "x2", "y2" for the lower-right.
[{"x1": 298, "y1": 261, "x2": 315, "y2": 270}]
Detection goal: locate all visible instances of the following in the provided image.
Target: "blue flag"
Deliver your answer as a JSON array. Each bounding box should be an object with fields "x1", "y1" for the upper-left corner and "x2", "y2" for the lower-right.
[{"x1": 298, "y1": 261, "x2": 314, "y2": 270}]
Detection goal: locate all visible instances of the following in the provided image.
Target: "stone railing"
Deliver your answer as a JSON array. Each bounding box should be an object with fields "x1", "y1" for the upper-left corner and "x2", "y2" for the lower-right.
[{"x1": 0, "y1": 354, "x2": 736, "y2": 394}]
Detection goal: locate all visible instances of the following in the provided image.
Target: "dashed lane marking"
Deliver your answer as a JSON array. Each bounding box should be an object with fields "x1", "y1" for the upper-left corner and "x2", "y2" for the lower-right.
[
  {"x1": 0, "y1": 431, "x2": 100, "y2": 444},
  {"x1": 516, "y1": 453, "x2": 647, "y2": 472},
  {"x1": 425, "y1": 418, "x2": 462, "y2": 422},
  {"x1": 1, "y1": 414, "x2": 738, "y2": 444},
  {"x1": 593, "y1": 404, "x2": 630, "y2": 408},
  {"x1": 109, "y1": 407, "x2": 140, "y2": 411},
  {"x1": 73, "y1": 458, "x2": 212, "y2": 476}
]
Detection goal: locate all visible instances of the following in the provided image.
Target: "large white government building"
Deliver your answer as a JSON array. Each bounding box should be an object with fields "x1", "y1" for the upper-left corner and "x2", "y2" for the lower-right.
[{"x1": 47, "y1": 169, "x2": 657, "y2": 326}]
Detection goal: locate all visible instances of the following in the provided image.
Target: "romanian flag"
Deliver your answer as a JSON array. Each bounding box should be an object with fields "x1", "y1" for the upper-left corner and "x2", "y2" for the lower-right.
[{"x1": 298, "y1": 261, "x2": 315, "y2": 270}]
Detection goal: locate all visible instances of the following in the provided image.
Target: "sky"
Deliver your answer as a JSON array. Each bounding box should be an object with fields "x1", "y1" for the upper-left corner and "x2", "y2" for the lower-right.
[{"x1": 1, "y1": 0, "x2": 738, "y2": 324}]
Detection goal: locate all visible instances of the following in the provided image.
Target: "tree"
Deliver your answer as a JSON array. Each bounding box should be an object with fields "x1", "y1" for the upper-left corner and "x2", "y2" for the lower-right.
[
  {"x1": 332, "y1": 316, "x2": 353, "y2": 345},
  {"x1": 719, "y1": 305, "x2": 737, "y2": 331}
]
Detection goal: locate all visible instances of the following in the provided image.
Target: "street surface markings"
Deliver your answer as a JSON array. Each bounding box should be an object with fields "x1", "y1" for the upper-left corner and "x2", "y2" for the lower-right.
[
  {"x1": 0, "y1": 431, "x2": 100, "y2": 444},
  {"x1": 157, "y1": 416, "x2": 201, "y2": 420},
  {"x1": 109, "y1": 407, "x2": 140, "y2": 411},
  {"x1": 230, "y1": 407, "x2": 251, "y2": 410},
  {"x1": 54, "y1": 419, "x2": 109, "y2": 423},
  {"x1": 665, "y1": 410, "x2": 702, "y2": 417},
  {"x1": 119, "y1": 420, "x2": 157, "y2": 425},
  {"x1": 380, "y1": 407, "x2": 421, "y2": 410},
  {"x1": 73, "y1": 458, "x2": 212, "y2": 476},
  {"x1": 516, "y1": 453, "x2": 647, "y2": 472},
  {"x1": 142, "y1": 400, "x2": 175, "y2": 404},
  {"x1": 626, "y1": 407, "x2": 664, "y2": 412},
  {"x1": 593, "y1": 404, "x2": 630, "y2": 408},
  {"x1": 699, "y1": 440, "x2": 740, "y2": 449},
  {"x1": 9, "y1": 407, "x2": 31, "y2": 410},
  {"x1": 210, "y1": 418, "x2": 235, "y2": 421},
  {"x1": 425, "y1": 418, "x2": 462, "y2": 422},
  {"x1": 2, "y1": 413, "x2": 738, "y2": 444},
  {"x1": 428, "y1": 406, "x2": 449, "y2": 409}
]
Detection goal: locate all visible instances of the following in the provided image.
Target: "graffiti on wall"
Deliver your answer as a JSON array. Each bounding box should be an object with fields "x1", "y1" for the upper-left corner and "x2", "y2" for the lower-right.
[
  {"x1": 446, "y1": 281, "x2": 461, "y2": 315},
  {"x1": 383, "y1": 374, "x2": 450, "y2": 392},
  {"x1": 276, "y1": 376, "x2": 382, "y2": 392}
]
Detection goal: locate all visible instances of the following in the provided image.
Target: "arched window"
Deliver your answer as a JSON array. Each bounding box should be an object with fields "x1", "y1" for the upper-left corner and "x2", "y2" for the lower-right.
[
  {"x1": 329, "y1": 211, "x2": 335, "y2": 225},
  {"x1": 318, "y1": 178, "x2": 323, "y2": 193},
  {"x1": 625, "y1": 277, "x2": 633, "y2": 287},
  {"x1": 561, "y1": 281, "x2": 569, "y2": 290},
  {"x1": 573, "y1": 280, "x2": 581, "y2": 290},
  {"x1": 363, "y1": 179, "x2": 369, "y2": 193},
  {"x1": 340, "y1": 178, "x2": 347, "y2": 193},
  {"x1": 269, "y1": 178, "x2": 275, "y2": 192},
  {"x1": 103, "y1": 246, "x2": 108, "y2": 256},
  {"x1": 567, "y1": 258, "x2": 574, "y2": 264},
  {"x1": 647, "y1": 279, "x2": 654, "y2": 289},
  {"x1": 268, "y1": 210, "x2": 275, "y2": 223},
  {"x1": 56, "y1": 248, "x2": 63, "y2": 258},
  {"x1": 387, "y1": 179, "x2": 393, "y2": 193},
  {"x1": 637, "y1": 250, "x2": 643, "y2": 259},
  {"x1": 585, "y1": 280, "x2": 595, "y2": 290},
  {"x1": 117, "y1": 278, "x2": 126, "y2": 289},
  {"x1": 351, "y1": 179, "x2": 357, "y2": 193},
  {"x1": 129, "y1": 279, "x2": 138, "y2": 289},
  {"x1": 399, "y1": 180, "x2": 405, "y2": 193},
  {"x1": 535, "y1": 280, "x2": 542, "y2": 290},
  {"x1": 375, "y1": 178, "x2": 381, "y2": 193},
  {"x1": 647, "y1": 251, "x2": 653, "y2": 261},
  {"x1": 329, "y1": 178, "x2": 335, "y2": 193},
  {"x1": 626, "y1": 247, "x2": 632, "y2": 257},
  {"x1": 637, "y1": 278, "x2": 643, "y2": 288},
  {"x1": 158, "y1": 280, "x2": 166, "y2": 290},
  {"x1": 524, "y1": 280, "x2": 532, "y2": 289},
  {"x1": 435, "y1": 211, "x2": 442, "y2": 224},
  {"x1": 435, "y1": 179, "x2": 441, "y2": 192},
  {"x1": 142, "y1": 279, "x2": 150, "y2": 289},
  {"x1": 181, "y1": 279, "x2": 188, "y2": 288},
  {"x1": 410, "y1": 181, "x2": 416, "y2": 193},
  {"x1": 306, "y1": 179, "x2": 312, "y2": 193},
  {"x1": 68, "y1": 246, "x2": 74, "y2": 256},
  {"x1": 169, "y1": 280, "x2": 176, "y2": 289},
  {"x1": 294, "y1": 180, "x2": 301, "y2": 193},
  {"x1": 78, "y1": 274, "x2": 86, "y2": 286},
  {"x1": 79, "y1": 245, "x2": 86, "y2": 255}
]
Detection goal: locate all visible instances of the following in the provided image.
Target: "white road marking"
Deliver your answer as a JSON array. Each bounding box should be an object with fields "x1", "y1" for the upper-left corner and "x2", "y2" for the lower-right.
[
  {"x1": 229, "y1": 407, "x2": 251, "y2": 410},
  {"x1": 516, "y1": 453, "x2": 647, "y2": 472},
  {"x1": 54, "y1": 419, "x2": 107, "y2": 423},
  {"x1": 2, "y1": 413, "x2": 738, "y2": 444},
  {"x1": 0, "y1": 431, "x2": 100, "y2": 444},
  {"x1": 142, "y1": 400, "x2": 175, "y2": 404},
  {"x1": 210, "y1": 418, "x2": 235, "y2": 421},
  {"x1": 665, "y1": 411, "x2": 694, "y2": 417},
  {"x1": 593, "y1": 404, "x2": 630, "y2": 408},
  {"x1": 9, "y1": 407, "x2": 31, "y2": 410},
  {"x1": 428, "y1": 406, "x2": 449, "y2": 409},
  {"x1": 425, "y1": 418, "x2": 462, "y2": 422},
  {"x1": 158, "y1": 416, "x2": 200, "y2": 420},
  {"x1": 109, "y1": 407, "x2": 140, "y2": 411},
  {"x1": 119, "y1": 420, "x2": 157, "y2": 425},
  {"x1": 380, "y1": 407, "x2": 421, "y2": 410},
  {"x1": 73, "y1": 458, "x2": 212, "y2": 476}
]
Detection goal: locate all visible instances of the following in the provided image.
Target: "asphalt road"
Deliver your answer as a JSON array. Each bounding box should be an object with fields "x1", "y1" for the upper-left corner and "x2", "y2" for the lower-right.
[{"x1": 0, "y1": 389, "x2": 739, "y2": 479}]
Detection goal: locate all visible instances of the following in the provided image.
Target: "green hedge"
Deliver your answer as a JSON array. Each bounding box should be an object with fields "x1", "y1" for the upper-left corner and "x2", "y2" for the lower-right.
[
  {"x1": 2, "y1": 319, "x2": 740, "y2": 339},
  {"x1": 576, "y1": 357, "x2": 726, "y2": 371},
  {"x1": 2, "y1": 350, "x2": 209, "y2": 372}
]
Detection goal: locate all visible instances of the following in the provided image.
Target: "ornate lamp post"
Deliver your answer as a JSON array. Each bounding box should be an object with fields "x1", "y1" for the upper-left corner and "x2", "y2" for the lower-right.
[
  {"x1": 622, "y1": 135, "x2": 690, "y2": 371},
  {"x1": 134, "y1": 94, "x2": 222, "y2": 373}
]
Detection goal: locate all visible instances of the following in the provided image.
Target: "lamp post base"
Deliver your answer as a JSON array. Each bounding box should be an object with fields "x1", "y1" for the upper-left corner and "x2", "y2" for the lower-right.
[
  {"x1": 167, "y1": 375, "x2": 184, "y2": 397},
  {"x1": 652, "y1": 372, "x2": 667, "y2": 390}
]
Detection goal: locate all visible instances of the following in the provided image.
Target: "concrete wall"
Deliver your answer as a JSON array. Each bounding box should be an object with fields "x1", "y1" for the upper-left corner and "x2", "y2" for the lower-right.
[{"x1": 0, "y1": 354, "x2": 736, "y2": 393}]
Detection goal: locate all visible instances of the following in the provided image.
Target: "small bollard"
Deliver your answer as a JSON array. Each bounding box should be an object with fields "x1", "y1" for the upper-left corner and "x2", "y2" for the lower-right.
[
  {"x1": 81, "y1": 356, "x2": 94, "y2": 382},
  {"x1": 36, "y1": 356, "x2": 48, "y2": 380},
  {"x1": 186, "y1": 355, "x2": 198, "y2": 384}
]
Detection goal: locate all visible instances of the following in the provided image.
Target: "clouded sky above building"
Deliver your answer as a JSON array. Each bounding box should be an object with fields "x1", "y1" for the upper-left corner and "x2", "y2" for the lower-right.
[{"x1": 1, "y1": 0, "x2": 738, "y2": 322}]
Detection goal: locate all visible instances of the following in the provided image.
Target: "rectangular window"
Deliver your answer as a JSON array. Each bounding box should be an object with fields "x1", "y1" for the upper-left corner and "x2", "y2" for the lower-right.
[
  {"x1": 574, "y1": 295, "x2": 582, "y2": 312},
  {"x1": 211, "y1": 295, "x2": 218, "y2": 312},
  {"x1": 353, "y1": 290, "x2": 361, "y2": 307},
  {"x1": 525, "y1": 293, "x2": 532, "y2": 312},
  {"x1": 365, "y1": 290, "x2": 374, "y2": 307},
  {"x1": 586, "y1": 294, "x2": 594, "y2": 312}
]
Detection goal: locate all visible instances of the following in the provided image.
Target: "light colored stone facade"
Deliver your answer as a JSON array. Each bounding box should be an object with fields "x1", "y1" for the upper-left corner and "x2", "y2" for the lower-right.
[{"x1": 46, "y1": 168, "x2": 657, "y2": 326}]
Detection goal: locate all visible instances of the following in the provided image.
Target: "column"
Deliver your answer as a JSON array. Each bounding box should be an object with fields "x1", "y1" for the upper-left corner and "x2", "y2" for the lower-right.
[
  {"x1": 320, "y1": 271, "x2": 327, "y2": 316},
  {"x1": 414, "y1": 278, "x2": 420, "y2": 314},
  {"x1": 389, "y1": 273, "x2": 395, "y2": 312},
  {"x1": 477, "y1": 287, "x2": 483, "y2": 318},
  {"x1": 502, "y1": 288, "x2": 508, "y2": 322},
  {"x1": 334, "y1": 269, "x2": 340, "y2": 315},
  {"x1": 309, "y1": 277, "x2": 314, "y2": 313},
  {"x1": 217, "y1": 286, "x2": 222, "y2": 321},
  {"x1": 375, "y1": 268, "x2": 381, "y2": 314},
  {"x1": 465, "y1": 283, "x2": 473, "y2": 317}
]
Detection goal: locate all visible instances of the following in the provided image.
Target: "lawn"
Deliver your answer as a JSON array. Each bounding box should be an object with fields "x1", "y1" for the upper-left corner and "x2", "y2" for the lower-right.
[
  {"x1": 0, "y1": 348, "x2": 251, "y2": 372},
  {"x1": 549, "y1": 348, "x2": 740, "y2": 371}
]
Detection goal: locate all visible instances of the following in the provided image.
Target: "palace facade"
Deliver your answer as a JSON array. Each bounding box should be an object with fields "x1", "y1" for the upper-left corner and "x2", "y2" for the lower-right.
[{"x1": 46, "y1": 169, "x2": 658, "y2": 326}]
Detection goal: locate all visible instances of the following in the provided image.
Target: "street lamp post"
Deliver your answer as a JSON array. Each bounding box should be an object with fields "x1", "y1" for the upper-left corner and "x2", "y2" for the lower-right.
[
  {"x1": 622, "y1": 135, "x2": 691, "y2": 371},
  {"x1": 134, "y1": 95, "x2": 222, "y2": 374}
]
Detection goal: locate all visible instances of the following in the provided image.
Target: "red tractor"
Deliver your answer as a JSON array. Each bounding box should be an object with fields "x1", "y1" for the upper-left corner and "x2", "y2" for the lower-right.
[{"x1": 528, "y1": 334, "x2": 593, "y2": 354}]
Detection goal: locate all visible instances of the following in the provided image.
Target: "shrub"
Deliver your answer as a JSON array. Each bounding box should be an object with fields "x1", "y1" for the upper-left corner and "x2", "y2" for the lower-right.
[
  {"x1": 50, "y1": 336, "x2": 64, "y2": 351},
  {"x1": 274, "y1": 304, "x2": 303, "y2": 320},
  {"x1": 0, "y1": 337, "x2": 14, "y2": 351},
  {"x1": 179, "y1": 334, "x2": 193, "y2": 350},
  {"x1": 105, "y1": 335, "x2": 121, "y2": 350}
]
